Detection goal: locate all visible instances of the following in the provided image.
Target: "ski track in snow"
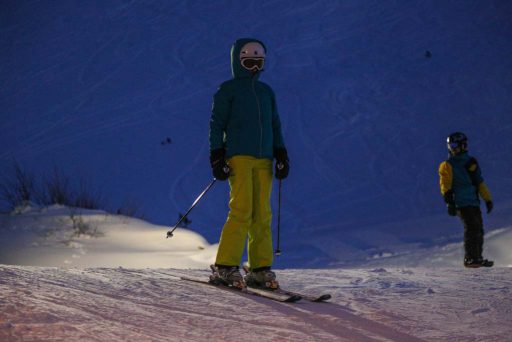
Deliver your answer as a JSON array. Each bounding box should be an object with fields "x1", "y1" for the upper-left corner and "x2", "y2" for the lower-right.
[
  {"x1": 1, "y1": 266, "x2": 511, "y2": 341},
  {"x1": 0, "y1": 266, "x2": 420, "y2": 342}
]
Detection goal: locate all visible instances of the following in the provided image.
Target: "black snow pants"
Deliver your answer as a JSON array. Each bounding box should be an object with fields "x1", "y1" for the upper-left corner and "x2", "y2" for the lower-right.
[{"x1": 458, "y1": 206, "x2": 484, "y2": 260}]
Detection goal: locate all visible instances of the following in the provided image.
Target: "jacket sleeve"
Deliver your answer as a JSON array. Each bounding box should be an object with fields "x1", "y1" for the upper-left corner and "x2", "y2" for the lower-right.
[
  {"x1": 270, "y1": 89, "x2": 286, "y2": 149},
  {"x1": 478, "y1": 183, "x2": 492, "y2": 202},
  {"x1": 209, "y1": 83, "x2": 232, "y2": 152},
  {"x1": 438, "y1": 161, "x2": 453, "y2": 196}
]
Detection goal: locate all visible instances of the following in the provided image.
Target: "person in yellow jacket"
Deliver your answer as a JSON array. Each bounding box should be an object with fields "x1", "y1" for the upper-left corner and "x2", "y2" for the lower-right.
[
  {"x1": 438, "y1": 132, "x2": 494, "y2": 268},
  {"x1": 208, "y1": 38, "x2": 289, "y2": 288}
]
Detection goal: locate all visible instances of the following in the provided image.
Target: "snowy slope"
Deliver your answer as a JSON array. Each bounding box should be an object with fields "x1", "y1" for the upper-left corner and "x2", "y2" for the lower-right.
[
  {"x1": 1, "y1": 3, "x2": 511, "y2": 338},
  {"x1": 0, "y1": 205, "x2": 217, "y2": 269},
  {"x1": 1, "y1": 207, "x2": 511, "y2": 341},
  {"x1": 1, "y1": 205, "x2": 512, "y2": 269},
  {"x1": 1, "y1": 266, "x2": 511, "y2": 341},
  {"x1": 1, "y1": 1, "x2": 511, "y2": 268}
]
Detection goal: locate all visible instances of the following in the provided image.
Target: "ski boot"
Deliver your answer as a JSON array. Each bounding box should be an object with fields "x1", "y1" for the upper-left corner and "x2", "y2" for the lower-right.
[
  {"x1": 479, "y1": 258, "x2": 494, "y2": 267},
  {"x1": 244, "y1": 266, "x2": 279, "y2": 290},
  {"x1": 478, "y1": 258, "x2": 494, "y2": 267},
  {"x1": 464, "y1": 257, "x2": 482, "y2": 268},
  {"x1": 209, "y1": 265, "x2": 245, "y2": 289},
  {"x1": 464, "y1": 257, "x2": 494, "y2": 268}
]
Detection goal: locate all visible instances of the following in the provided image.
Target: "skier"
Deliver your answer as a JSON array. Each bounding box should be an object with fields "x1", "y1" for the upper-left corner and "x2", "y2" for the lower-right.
[
  {"x1": 208, "y1": 38, "x2": 289, "y2": 289},
  {"x1": 438, "y1": 132, "x2": 494, "y2": 268}
]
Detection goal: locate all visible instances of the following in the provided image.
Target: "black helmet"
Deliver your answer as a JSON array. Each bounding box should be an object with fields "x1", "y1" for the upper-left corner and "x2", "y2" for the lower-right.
[{"x1": 447, "y1": 132, "x2": 468, "y2": 154}]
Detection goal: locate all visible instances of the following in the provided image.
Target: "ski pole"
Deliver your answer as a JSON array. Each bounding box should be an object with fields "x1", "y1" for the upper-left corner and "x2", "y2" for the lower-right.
[
  {"x1": 275, "y1": 179, "x2": 282, "y2": 255},
  {"x1": 167, "y1": 178, "x2": 217, "y2": 238}
]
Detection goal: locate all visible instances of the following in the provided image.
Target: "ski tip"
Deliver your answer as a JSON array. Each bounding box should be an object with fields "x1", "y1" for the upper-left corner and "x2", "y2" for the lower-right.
[
  {"x1": 314, "y1": 294, "x2": 332, "y2": 302},
  {"x1": 285, "y1": 295, "x2": 302, "y2": 303}
]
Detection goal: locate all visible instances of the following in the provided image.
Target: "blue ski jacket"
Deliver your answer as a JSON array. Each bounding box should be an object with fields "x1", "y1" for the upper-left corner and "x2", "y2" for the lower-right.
[
  {"x1": 209, "y1": 38, "x2": 286, "y2": 159},
  {"x1": 438, "y1": 152, "x2": 492, "y2": 208}
]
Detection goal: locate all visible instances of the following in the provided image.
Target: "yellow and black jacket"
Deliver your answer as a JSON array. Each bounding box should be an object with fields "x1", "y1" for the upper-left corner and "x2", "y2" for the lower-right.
[{"x1": 439, "y1": 152, "x2": 491, "y2": 208}]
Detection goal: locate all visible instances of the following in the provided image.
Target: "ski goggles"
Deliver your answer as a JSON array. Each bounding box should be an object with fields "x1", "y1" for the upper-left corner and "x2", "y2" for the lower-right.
[
  {"x1": 241, "y1": 57, "x2": 265, "y2": 71},
  {"x1": 447, "y1": 141, "x2": 467, "y2": 151},
  {"x1": 447, "y1": 141, "x2": 460, "y2": 150}
]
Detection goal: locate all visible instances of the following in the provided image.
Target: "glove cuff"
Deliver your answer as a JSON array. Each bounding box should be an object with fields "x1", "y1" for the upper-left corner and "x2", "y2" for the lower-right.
[
  {"x1": 274, "y1": 147, "x2": 288, "y2": 162},
  {"x1": 210, "y1": 148, "x2": 225, "y2": 165}
]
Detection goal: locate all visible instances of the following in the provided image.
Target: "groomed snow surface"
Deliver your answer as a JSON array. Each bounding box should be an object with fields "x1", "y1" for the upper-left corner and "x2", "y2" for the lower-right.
[
  {"x1": 2, "y1": 266, "x2": 511, "y2": 341},
  {"x1": 1, "y1": 206, "x2": 511, "y2": 341}
]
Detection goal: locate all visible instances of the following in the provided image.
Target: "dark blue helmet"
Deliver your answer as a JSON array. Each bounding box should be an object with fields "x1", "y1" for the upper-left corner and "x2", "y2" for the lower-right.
[{"x1": 447, "y1": 132, "x2": 468, "y2": 154}]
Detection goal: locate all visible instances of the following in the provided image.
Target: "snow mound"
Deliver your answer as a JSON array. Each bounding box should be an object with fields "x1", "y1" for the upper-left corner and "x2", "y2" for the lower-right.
[{"x1": 0, "y1": 205, "x2": 216, "y2": 268}]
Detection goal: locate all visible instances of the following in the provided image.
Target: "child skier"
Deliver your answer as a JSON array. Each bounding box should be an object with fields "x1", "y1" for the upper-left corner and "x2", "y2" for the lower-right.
[
  {"x1": 438, "y1": 132, "x2": 494, "y2": 268},
  {"x1": 209, "y1": 38, "x2": 289, "y2": 288}
]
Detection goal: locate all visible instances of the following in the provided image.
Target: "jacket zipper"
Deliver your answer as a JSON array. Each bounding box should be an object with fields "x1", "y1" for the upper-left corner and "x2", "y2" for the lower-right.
[{"x1": 252, "y1": 76, "x2": 263, "y2": 158}]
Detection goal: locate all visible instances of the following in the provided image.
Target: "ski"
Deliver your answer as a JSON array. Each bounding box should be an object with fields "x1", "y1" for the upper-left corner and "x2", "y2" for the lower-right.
[
  {"x1": 179, "y1": 275, "x2": 302, "y2": 303},
  {"x1": 273, "y1": 288, "x2": 331, "y2": 302},
  {"x1": 241, "y1": 266, "x2": 331, "y2": 302}
]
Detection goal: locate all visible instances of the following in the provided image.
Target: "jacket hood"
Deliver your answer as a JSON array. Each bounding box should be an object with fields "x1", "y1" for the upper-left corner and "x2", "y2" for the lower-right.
[{"x1": 230, "y1": 38, "x2": 266, "y2": 79}]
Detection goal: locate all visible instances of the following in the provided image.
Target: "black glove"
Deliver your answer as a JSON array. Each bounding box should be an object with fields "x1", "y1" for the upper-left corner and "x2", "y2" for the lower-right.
[
  {"x1": 443, "y1": 190, "x2": 457, "y2": 216},
  {"x1": 274, "y1": 148, "x2": 289, "y2": 180},
  {"x1": 443, "y1": 190, "x2": 455, "y2": 206},
  {"x1": 485, "y1": 201, "x2": 493, "y2": 214},
  {"x1": 210, "y1": 148, "x2": 230, "y2": 181},
  {"x1": 447, "y1": 204, "x2": 457, "y2": 216}
]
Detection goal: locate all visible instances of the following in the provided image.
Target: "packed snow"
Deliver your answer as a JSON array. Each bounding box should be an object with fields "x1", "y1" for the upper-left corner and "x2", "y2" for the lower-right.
[
  {"x1": 1, "y1": 265, "x2": 511, "y2": 341},
  {"x1": 1, "y1": 207, "x2": 511, "y2": 341}
]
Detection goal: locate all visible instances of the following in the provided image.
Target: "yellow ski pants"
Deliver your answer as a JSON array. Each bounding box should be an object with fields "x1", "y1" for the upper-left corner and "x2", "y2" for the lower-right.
[{"x1": 215, "y1": 155, "x2": 274, "y2": 269}]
